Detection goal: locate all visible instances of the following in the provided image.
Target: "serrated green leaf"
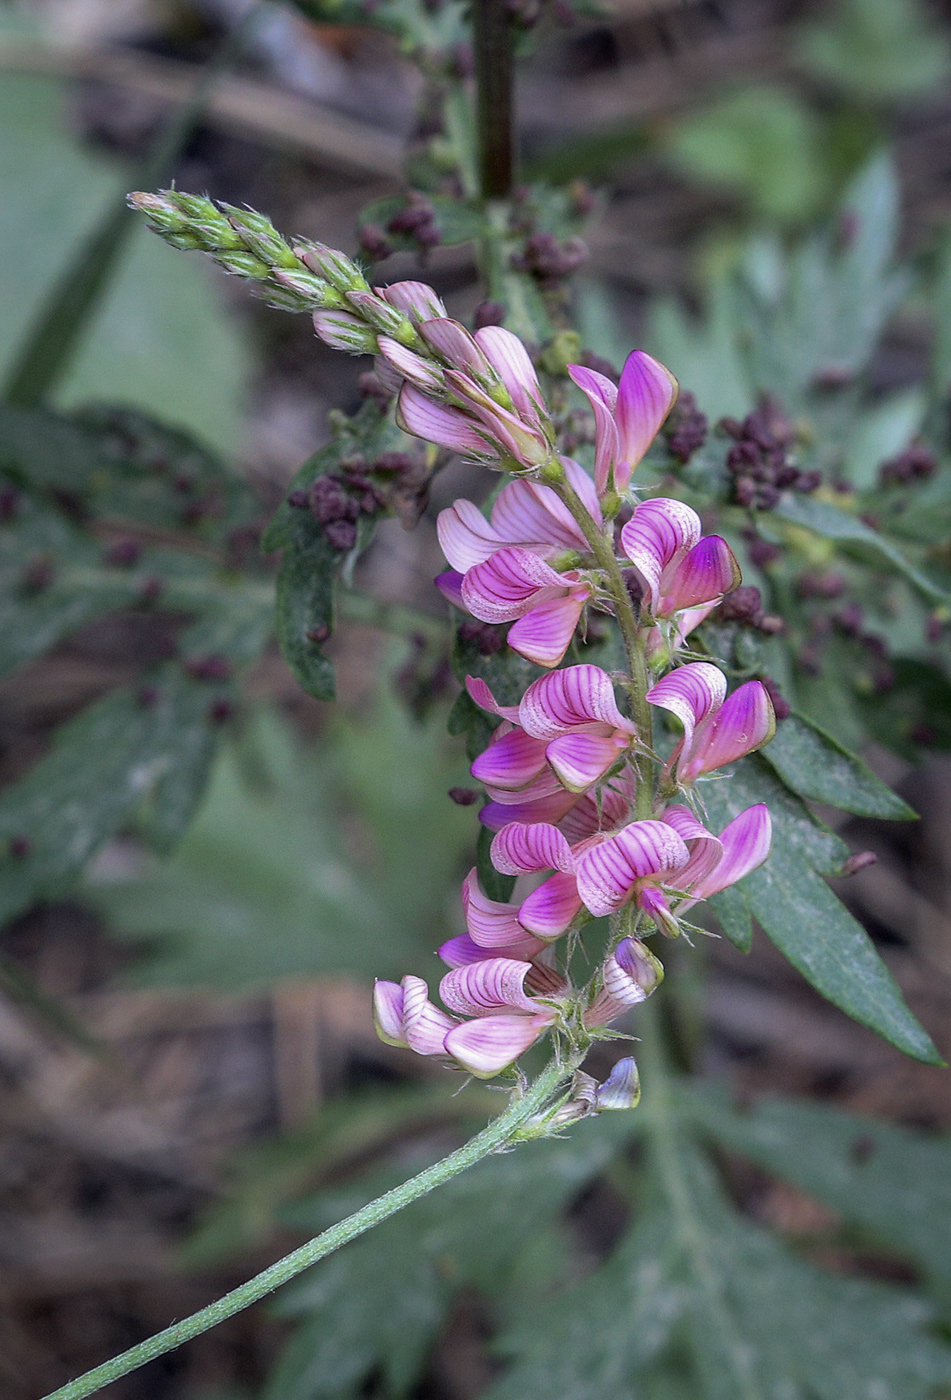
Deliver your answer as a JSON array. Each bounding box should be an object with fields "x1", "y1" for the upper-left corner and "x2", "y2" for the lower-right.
[
  {"x1": 0, "y1": 669, "x2": 224, "y2": 925},
  {"x1": 687, "y1": 1086, "x2": 951, "y2": 1294},
  {"x1": 776, "y1": 493, "x2": 951, "y2": 605},
  {"x1": 764, "y1": 712, "x2": 916, "y2": 819},
  {"x1": 701, "y1": 757, "x2": 940, "y2": 1063}
]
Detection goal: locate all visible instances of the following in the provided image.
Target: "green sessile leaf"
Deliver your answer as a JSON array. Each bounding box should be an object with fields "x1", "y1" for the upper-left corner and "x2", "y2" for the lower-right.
[
  {"x1": 763, "y1": 711, "x2": 917, "y2": 819},
  {"x1": 700, "y1": 756, "x2": 940, "y2": 1063}
]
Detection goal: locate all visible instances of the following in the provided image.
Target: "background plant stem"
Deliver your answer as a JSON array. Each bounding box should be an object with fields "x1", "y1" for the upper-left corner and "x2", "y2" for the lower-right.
[
  {"x1": 41, "y1": 1058, "x2": 571, "y2": 1400},
  {"x1": 473, "y1": 0, "x2": 515, "y2": 199}
]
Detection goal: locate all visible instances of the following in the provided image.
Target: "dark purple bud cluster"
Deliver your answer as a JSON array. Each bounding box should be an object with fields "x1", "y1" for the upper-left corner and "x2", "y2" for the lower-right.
[
  {"x1": 664, "y1": 391, "x2": 707, "y2": 464},
  {"x1": 458, "y1": 617, "x2": 506, "y2": 656},
  {"x1": 800, "y1": 604, "x2": 896, "y2": 692},
  {"x1": 448, "y1": 786, "x2": 478, "y2": 806},
  {"x1": 103, "y1": 537, "x2": 142, "y2": 568},
  {"x1": 744, "y1": 530, "x2": 781, "y2": 569},
  {"x1": 579, "y1": 350, "x2": 619, "y2": 383},
  {"x1": 560, "y1": 406, "x2": 598, "y2": 456},
  {"x1": 795, "y1": 571, "x2": 846, "y2": 599},
  {"x1": 357, "y1": 223, "x2": 393, "y2": 264},
  {"x1": 721, "y1": 400, "x2": 820, "y2": 510},
  {"x1": 510, "y1": 231, "x2": 588, "y2": 285},
  {"x1": 382, "y1": 192, "x2": 442, "y2": 254},
  {"x1": 878, "y1": 444, "x2": 936, "y2": 487},
  {"x1": 710, "y1": 586, "x2": 784, "y2": 635},
  {"x1": 291, "y1": 451, "x2": 430, "y2": 553},
  {"x1": 474, "y1": 300, "x2": 506, "y2": 331}
]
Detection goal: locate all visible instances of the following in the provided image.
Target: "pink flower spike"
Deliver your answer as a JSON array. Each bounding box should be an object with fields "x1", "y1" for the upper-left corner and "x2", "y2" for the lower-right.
[
  {"x1": 461, "y1": 547, "x2": 574, "y2": 623},
  {"x1": 568, "y1": 364, "x2": 620, "y2": 495},
  {"x1": 546, "y1": 732, "x2": 627, "y2": 792},
  {"x1": 658, "y1": 535, "x2": 741, "y2": 617},
  {"x1": 420, "y1": 318, "x2": 494, "y2": 382},
  {"x1": 465, "y1": 675, "x2": 521, "y2": 724},
  {"x1": 517, "y1": 871, "x2": 585, "y2": 939},
  {"x1": 381, "y1": 280, "x2": 447, "y2": 321},
  {"x1": 679, "y1": 803, "x2": 772, "y2": 905},
  {"x1": 575, "y1": 820, "x2": 690, "y2": 918},
  {"x1": 435, "y1": 570, "x2": 466, "y2": 609},
  {"x1": 377, "y1": 336, "x2": 445, "y2": 393},
  {"x1": 683, "y1": 680, "x2": 777, "y2": 782},
  {"x1": 614, "y1": 351, "x2": 678, "y2": 490},
  {"x1": 461, "y1": 869, "x2": 526, "y2": 947},
  {"x1": 490, "y1": 821, "x2": 575, "y2": 875},
  {"x1": 647, "y1": 662, "x2": 727, "y2": 772},
  {"x1": 519, "y1": 665, "x2": 633, "y2": 740},
  {"x1": 508, "y1": 590, "x2": 590, "y2": 668},
  {"x1": 397, "y1": 385, "x2": 490, "y2": 456},
  {"x1": 474, "y1": 326, "x2": 546, "y2": 420},
  {"x1": 470, "y1": 727, "x2": 549, "y2": 792},
  {"x1": 620, "y1": 498, "x2": 702, "y2": 614},
  {"x1": 444, "y1": 1013, "x2": 553, "y2": 1077}
]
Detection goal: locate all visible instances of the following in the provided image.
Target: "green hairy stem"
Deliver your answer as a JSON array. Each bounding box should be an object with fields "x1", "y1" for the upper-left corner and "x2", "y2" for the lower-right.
[{"x1": 41, "y1": 1059, "x2": 572, "y2": 1400}]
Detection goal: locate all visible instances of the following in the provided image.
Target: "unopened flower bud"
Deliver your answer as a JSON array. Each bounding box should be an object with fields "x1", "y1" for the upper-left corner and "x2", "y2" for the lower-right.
[
  {"x1": 223, "y1": 205, "x2": 299, "y2": 268},
  {"x1": 346, "y1": 290, "x2": 416, "y2": 343},
  {"x1": 594, "y1": 1057, "x2": 641, "y2": 1111},
  {"x1": 297, "y1": 242, "x2": 371, "y2": 295},
  {"x1": 841, "y1": 850, "x2": 878, "y2": 877},
  {"x1": 313, "y1": 310, "x2": 378, "y2": 354}
]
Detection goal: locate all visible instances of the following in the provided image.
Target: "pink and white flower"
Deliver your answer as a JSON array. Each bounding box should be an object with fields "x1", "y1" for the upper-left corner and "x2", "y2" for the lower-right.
[
  {"x1": 440, "y1": 957, "x2": 567, "y2": 1076},
  {"x1": 568, "y1": 350, "x2": 679, "y2": 494},
  {"x1": 373, "y1": 976, "x2": 457, "y2": 1056},
  {"x1": 646, "y1": 663, "x2": 776, "y2": 784},
  {"x1": 619, "y1": 499, "x2": 740, "y2": 620}
]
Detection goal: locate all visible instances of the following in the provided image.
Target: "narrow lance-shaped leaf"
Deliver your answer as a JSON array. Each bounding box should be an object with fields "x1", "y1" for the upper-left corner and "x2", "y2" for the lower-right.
[{"x1": 764, "y1": 711, "x2": 916, "y2": 820}]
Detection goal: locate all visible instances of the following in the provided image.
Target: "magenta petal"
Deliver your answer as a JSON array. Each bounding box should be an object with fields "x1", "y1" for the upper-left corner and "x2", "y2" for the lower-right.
[
  {"x1": 471, "y1": 728, "x2": 549, "y2": 791},
  {"x1": 602, "y1": 940, "x2": 657, "y2": 1007},
  {"x1": 575, "y1": 820, "x2": 690, "y2": 917},
  {"x1": 483, "y1": 765, "x2": 567, "y2": 807},
  {"x1": 373, "y1": 980, "x2": 406, "y2": 1046},
  {"x1": 474, "y1": 326, "x2": 545, "y2": 420},
  {"x1": 464, "y1": 675, "x2": 521, "y2": 723},
  {"x1": 518, "y1": 871, "x2": 584, "y2": 938},
  {"x1": 507, "y1": 590, "x2": 588, "y2": 668},
  {"x1": 557, "y1": 780, "x2": 632, "y2": 843},
  {"x1": 647, "y1": 662, "x2": 727, "y2": 774},
  {"x1": 659, "y1": 536, "x2": 742, "y2": 617},
  {"x1": 439, "y1": 930, "x2": 544, "y2": 967},
  {"x1": 377, "y1": 336, "x2": 445, "y2": 393},
  {"x1": 661, "y1": 805, "x2": 723, "y2": 893},
  {"x1": 439, "y1": 957, "x2": 538, "y2": 1016},
  {"x1": 461, "y1": 869, "x2": 526, "y2": 947},
  {"x1": 381, "y1": 280, "x2": 447, "y2": 321},
  {"x1": 420, "y1": 318, "x2": 493, "y2": 380},
  {"x1": 461, "y1": 547, "x2": 570, "y2": 624},
  {"x1": 519, "y1": 664, "x2": 632, "y2": 739},
  {"x1": 685, "y1": 680, "x2": 777, "y2": 780},
  {"x1": 619, "y1": 498, "x2": 701, "y2": 613},
  {"x1": 687, "y1": 803, "x2": 772, "y2": 902},
  {"x1": 435, "y1": 570, "x2": 466, "y2": 609},
  {"x1": 446, "y1": 372, "x2": 551, "y2": 467},
  {"x1": 437, "y1": 499, "x2": 507, "y2": 572},
  {"x1": 398, "y1": 385, "x2": 489, "y2": 456},
  {"x1": 546, "y1": 733, "x2": 624, "y2": 792},
  {"x1": 568, "y1": 364, "x2": 620, "y2": 495},
  {"x1": 490, "y1": 821, "x2": 575, "y2": 875},
  {"x1": 479, "y1": 788, "x2": 581, "y2": 832},
  {"x1": 444, "y1": 1013, "x2": 551, "y2": 1077},
  {"x1": 614, "y1": 351, "x2": 678, "y2": 489},
  {"x1": 637, "y1": 884, "x2": 681, "y2": 938},
  {"x1": 490, "y1": 478, "x2": 587, "y2": 554},
  {"x1": 401, "y1": 975, "x2": 456, "y2": 1055}
]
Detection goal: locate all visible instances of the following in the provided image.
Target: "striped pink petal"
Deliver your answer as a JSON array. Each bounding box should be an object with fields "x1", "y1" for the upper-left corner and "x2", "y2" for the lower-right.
[
  {"x1": 684, "y1": 803, "x2": 772, "y2": 902},
  {"x1": 490, "y1": 821, "x2": 575, "y2": 875},
  {"x1": 437, "y1": 499, "x2": 507, "y2": 572},
  {"x1": 683, "y1": 680, "x2": 776, "y2": 781},
  {"x1": 507, "y1": 589, "x2": 589, "y2": 667},
  {"x1": 637, "y1": 884, "x2": 681, "y2": 938},
  {"x1": 620, "y1": 498, "x2": 702, "y2": 613},
  {"x1": 568, "y1": 364, "x2": 620, "y2": 495},
  {"x1": 398, "y1": 385, "x2": 490, "y2": 456},
  {"x1": 471, "y1": 727, "x2": 549, "y2": 791},
  {"x1": 465, "y1": 675, "x2": 522, "y2": 724},
  {"x1": 444, "y1": 1013, "x2": 553, "y2": 1077},
  {"x1": 647, "y1": 662, "x2": 727, "y2": 775},
  {"x1": 461, "y1": 547, "x2": 572, "y2": 623},
  {"x1": 518, "y1": 871, "x2": 584, "y2": 939},
  {"x1": 313, "y1": 309, "x2": 376, "y2": 352},
  {"x1": 461, "y1": 869, "x2": 526, "y2": 947},
  {"x1": 446, "y1": 372, "x2": 551, "y2": 468},
  {"x1": 401, "y1": 975, "x2": 457, "y2": 1055},
  {"x1": 479, "y1": 788, "x2": 581, "y2": 832},
  {"x1": 546, "y1": 732, "x2": 627, "y2": 792},
  {"x1": 661, "y1": 805, "x2": 724, "y2": 893},
  {"x1": 519, "y1": 664, "x2": 633, "y2": 739},
  {"x1": 435, "y1": 570, "x2": 466, "y2": 609},
  {"x1": 490, "y1": 478, "x2": 587, "y2": 554},
  {"x1": 439, "y1": 930, "x2": 545, "y2": 967},
  {"x1": 420, "y1": 318, "x2": 494, "y2": 381},
  {"x1": 381, "y1": 280, "x2": 447, "y2": 321},
  {"x1": 377, "y1": 336, "x2": 445, "y2": 393},
  {"x1": 575, "y1": 820, "x2": 690, "y2": 917},
  {"x1": 658, "y1": 536, "x2": 741, "y2": 617},
  {"x1": 474, "y1": 326, "x2": 546, "y2": 421},
  {"x1": 373, "y1": 354, "x2": 404, "y2": 395},
  {"x1": 482, "y1": 764, "x2": 567, "y2": 807},
  {"x1": 373, "y1": 980, "x2": 407, "y2": 1046},
  {"x1": 440, "y1": 957, "x2": 540, "y2": 1016},
  {"x1": 557, "y1": 779, "x2": 632, "y2": 843},
  {"x1": 614, "y1": 351, "x2": 678, "y2": 490}
]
